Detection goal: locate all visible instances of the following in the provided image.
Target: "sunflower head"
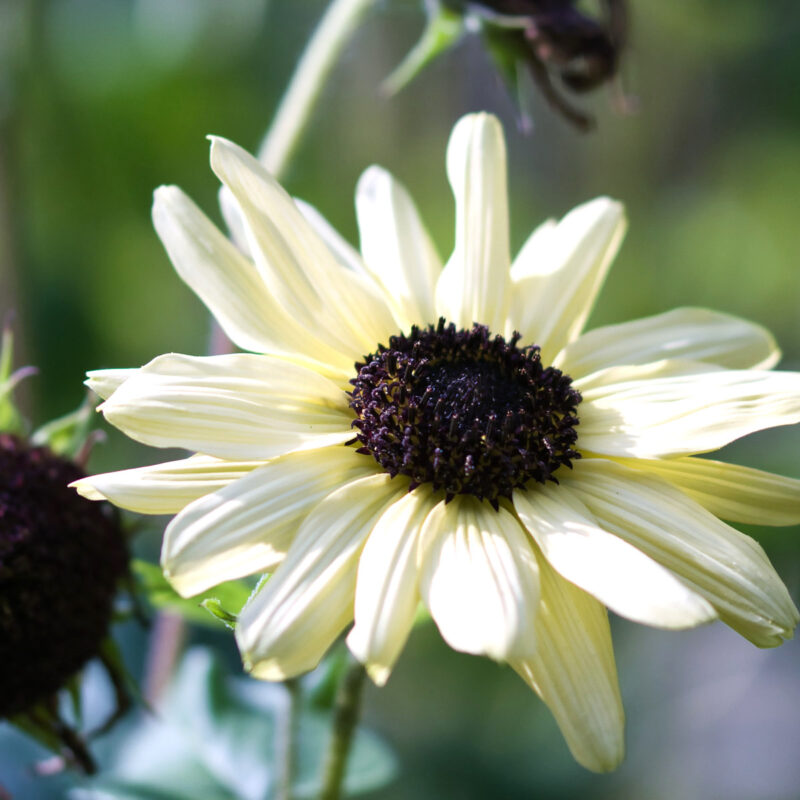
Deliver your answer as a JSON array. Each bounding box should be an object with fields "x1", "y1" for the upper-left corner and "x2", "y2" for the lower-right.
[{"x1": 0, "y1": 433, "x2": 129, "y2": 719}]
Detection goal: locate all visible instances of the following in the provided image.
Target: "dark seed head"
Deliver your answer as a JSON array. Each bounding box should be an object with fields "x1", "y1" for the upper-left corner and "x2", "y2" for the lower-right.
[
  {"x1": 0, "y1": 434, "x2": 129, "y2": 718},
  {"x1": 349, "y1": 319, "x2": 581, "y2": 504}
]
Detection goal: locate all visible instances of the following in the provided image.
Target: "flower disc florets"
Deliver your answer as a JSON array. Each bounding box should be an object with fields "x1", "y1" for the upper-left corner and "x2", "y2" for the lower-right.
[
  {"x1": 0, "y1": 434, "x2": 128, "y2": 718},
  {"x1": 349, "y1": 319, "x2": 582, "y2": 505}
]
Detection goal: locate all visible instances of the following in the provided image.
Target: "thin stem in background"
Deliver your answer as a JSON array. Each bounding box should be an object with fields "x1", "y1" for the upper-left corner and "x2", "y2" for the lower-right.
[
  {"x1": 257, "y1": 0, "x2": 375, "y2": 179},
  {"x1": 275, "y1": 678, "x2": 301, "y2": 800},
  {"x1": 318, "y1": 659, "x2": 368, "y2": 800}
]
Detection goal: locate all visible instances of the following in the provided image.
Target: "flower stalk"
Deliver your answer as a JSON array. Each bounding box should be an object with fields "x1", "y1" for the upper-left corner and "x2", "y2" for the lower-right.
[
  {"x1": 318, "y1": 658, "x2": 368, "y2": 800},
  {"x1": 258, "y1": 0, "x2": 375, "y2": 179}
]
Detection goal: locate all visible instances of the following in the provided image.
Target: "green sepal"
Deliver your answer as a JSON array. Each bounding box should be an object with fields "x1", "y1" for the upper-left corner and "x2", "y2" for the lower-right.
[
  {"x1": 31, "y1": 393, "x2": 94, "y2": 459},
  {"x1": 131, "y1": 559, "x2": 253, "y2": 628},
  {"x1": 200, "y1": 598, "x2": 238, "y2": 630},
  {"x1": 8, "y1": 706, "x2": 64, "y2": 757},
  {"x1": 382, "y1": 1, "x2": 464, "y2": 95}
]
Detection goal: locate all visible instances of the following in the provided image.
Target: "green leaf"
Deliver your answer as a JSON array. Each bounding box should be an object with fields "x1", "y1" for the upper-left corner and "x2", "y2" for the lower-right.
[
  {"x1": 131, "y1": 559, "x2": 253, "y2": 627},
  {"x1": 200, "y1": 598, "x2": 238, "y2": 629},
  {"x1": 31, "y1": 394, "x2": 94, "y2": 459},
  {"x1": 382, "y1": 2, "x2": 464, "y2": 95}
]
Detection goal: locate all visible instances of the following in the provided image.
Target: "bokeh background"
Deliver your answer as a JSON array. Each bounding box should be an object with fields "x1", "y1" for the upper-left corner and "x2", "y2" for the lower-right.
[{"x1": 2, "y1": 1, "x2": 800, "y2": 798}]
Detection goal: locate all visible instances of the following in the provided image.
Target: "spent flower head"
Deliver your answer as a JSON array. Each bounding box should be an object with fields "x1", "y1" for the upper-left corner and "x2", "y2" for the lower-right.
[{"x1": 77, "y1": 113, "x2": 800, "y2": 772}]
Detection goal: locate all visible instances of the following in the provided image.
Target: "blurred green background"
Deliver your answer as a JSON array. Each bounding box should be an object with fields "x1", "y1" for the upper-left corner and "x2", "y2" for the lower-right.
[{"x1": 2, "y1": 1, "x2": 800, "y2": 798}]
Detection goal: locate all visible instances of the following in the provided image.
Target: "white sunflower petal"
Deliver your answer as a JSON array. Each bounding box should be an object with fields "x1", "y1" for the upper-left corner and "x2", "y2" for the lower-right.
[
  {"x1": 70, "y1": 454, "x2": 264, "y2": 515},
  {"x1": 86, "y1": 368, "x2": 136, "y2": 400},
  {"x1": 294, "y1": 197, "x2": 369, "y2": 276},
  {"x1": 99, "y1": 353, "x2": 353, "y2": 460},
  {"x1": 512, "y1": 556, "x2": 624, "y2": 773},
  {"x1": 356, "y1": 166, "x2": 442, "y2": 328},
  {"x1": 235, "y1": 474, "x2": 404, "y2": 681},
  {"x1": 508, "y1": 197, "x2": 626, "y2": 361},
  {"x1": 508, "y1": 218, "x2": 558, "y2": 281},
  {"x1": 614, "y1": 456, "x2": 800, "y2": 527},
  {"x1": 563, "y1": 459, "x2": 799, "y2": 646},
  {"x1": 435, "y1": 113, "x2": 511, "y2": 333},
  {"x1": 347, "y1": 486, "x2": 438, "y2": 685},
  {"x1": 152, "y1": 185, "x2": 351, "y2": 378},
  {"x1": 419, "y1": 495, "x2": 539, "y2": 661},
  {"x1": 514, "y1": 485, "x2": 716, "y2": 629},
  {"x1": 209, "y1": 136, "x2": 396, "y2": 357},
  {"x1": 162, "y1": 447, "x2": 376, "y2": 597},
  {"x1": 579, "y1": 367, "x2": 800, "y2": 458},
  {"x1": 556, "y1": 307, "x2": 780, "y2": 377},
  {"x1": 573, "y1": 358, "x2": 723, "y2": 393}
]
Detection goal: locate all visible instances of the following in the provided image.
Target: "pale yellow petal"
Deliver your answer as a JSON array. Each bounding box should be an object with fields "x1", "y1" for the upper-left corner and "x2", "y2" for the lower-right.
[
  {"x1": 508, "y1": 218, "x2": 558, "y2": 281},
  {"x1": 152, "y1": 185, "x2": 351, "y2": 379},
  {"x1": 86, "y1": 368, "x2": 136, "y2": 400},
  {"x1": 99, "y1": 353, "x2": 354, "y2": 460},
  {"x1": 347, "y1": 487, "x2": 438, "y2": 685},
  {"x1": 435, "y1": 113, "x2": 511, "y2": 333},
  {"x1": 614, "y1": 456, "x2": 800, "y2": 527},
  {"x1": 209, "y1": 136, "x2": 396, "y2": 358},
  {"x1": 507, "y1": 197, "x2": 625, "y2": 361},
  {"x1": 564, "y1": 459, "x2": 799, "y2": 646},
  {"x1": 419, "y1": 495, "x2": 539, "y2": 661},
  {"x1": 236, "y1": 474, "x2": 405, "y2": 681},
  {"x1": 70, "y1": 454, "x2": 264, "y2": 515},
  {"x1": 512, "y1": 556, "x2": 624, "y2": 773},
  {"x1": 579, "y1": 368, "x2": 800, "y2": 458},
  {"x1": 356, "y1": 165, "x2": 441, "y2": 329},
  {"x1": 556, "y1": 307, "x2": 779, "y2": 377},
  {"x1": 514, "y1": 485, "x2": 716, "y2": 628},
  {"x1": 162, "y1": 447, "x2": 378, "y2": 597}
]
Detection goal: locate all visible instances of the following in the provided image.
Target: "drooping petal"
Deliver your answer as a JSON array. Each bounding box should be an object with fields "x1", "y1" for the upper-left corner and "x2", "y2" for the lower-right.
[
  {"x1": 419, "y1": 495, "x2": 539, "y2": 661},
  {"x1": 563, "y1": 459, "x2": 799, "y2": 646},
  {"x1": 514, "y1": 485, "x2": 716, "y2": 628},
  {"x1": 209, "y1": 137, "x2": 397, "y2": 357},
  {"x1": 152, "y1": 185, "x2": 352, "y2": 378},
  {"x1": 578, "y1": 367, "x2": 800, "y2": 458},
  {"x1": 347, "y1": 487, "x2": 438, "y2": 685},
  {"x1": 235, "y1": 474, "x2": 405, "y2": 681},
  {"x1": 512, "y1": 555, "x2": 624, "y2": 773},
  {"x1": 613, "y1": 456, "x2": 800, "y2": 527},
  {"x1": 356, "y1": 166, "x2": 442, "y2": 328},
  {"x1": 70, "y1": 454, "x2": 264, "y2": 515},
  {"x1": 99, "y1": 353, "x2": 354, "y2": 460},
  {"x1": 556, "y1": 307, "x2": 779, "y2": 377},
  {"x1": 162, "y1": 447, "x2": 378, "y2": 597},
  {"x1": 435, "y1": 113, "x2": 511, "y2": 333},
  {"x1": 507, "y1": 197, "x2": 626, "y2": 362},
  {"x1": 86, "y1": 368, "x2": 136, "y2": 400}
]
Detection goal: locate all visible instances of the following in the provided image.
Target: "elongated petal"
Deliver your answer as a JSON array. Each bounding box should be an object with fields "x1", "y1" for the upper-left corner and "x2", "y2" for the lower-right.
[
  {"x1": 162, "y1": 447, "x2": 378, "y2": 596},
  {"x1": 435, "y1": 113, "x2": 511, "y2": 333},
  {"x1": 209, "y1": 137, "x2": 397, "y2": 358},
  {"x1": 579, "y1": 367, "x2": 800, "y2": 458},
  {"x1": 347, "y1": 487, "x2": 438, "y2": 685},
  {"x1": 514, "y1": 485, "x2": 716, "y2": 628},
  {"x1": 356, "y1": 166, "x2": 441, "y2": 328},
  {"x1": 236, "y1": 474, "x2": 404, "y2": 681},
  {"x1": 508, "y1": 198, "x2": 626, "y2": 362},
  {"x1": 294, "y1": 197, "x2": 368, "y2": 275},
  {"x1": 99, "y1": 353, "x2": 353, "y2": 460},
  {"x1": 556, "y1": 307, "x2": 779, "y2": 377},
  {"x1": 512, "y1": 556, "x2": 624, "y2": 773},
  {"x1": 152, "y1": 185, "x2": 352, "y2": 378},
  {"x1": 419, "y1": 495, "x2": 539, "y2": 660},
  {"x1": 614, "y1": 456, "x2": 800, "y2": 526},
  {"x1": 573, "y1": 358, "x2": 722, "y2": 394},
  {"x1": 508, "y1": 219, "x2": 558, "y2": 281},
  {"x1": 70, "y1": 454, "x2": 264, "y2": 515},
  {"x1": 563, "y1": 459, "x2": 799, "y2": 646},
  {"x1": 86, "y1": 368, "x2": 136, "y2": 400}
]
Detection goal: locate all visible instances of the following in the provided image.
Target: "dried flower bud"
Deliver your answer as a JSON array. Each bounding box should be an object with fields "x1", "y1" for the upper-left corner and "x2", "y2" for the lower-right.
[{"x1": 0, "y1": 434, "x2": 128, "y2": 719}]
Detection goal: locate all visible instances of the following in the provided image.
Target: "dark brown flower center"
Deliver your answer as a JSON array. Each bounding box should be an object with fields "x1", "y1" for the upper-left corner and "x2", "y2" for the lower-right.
[{"x1": 348, "y1": 319, "x2": 581, "y2": 507}]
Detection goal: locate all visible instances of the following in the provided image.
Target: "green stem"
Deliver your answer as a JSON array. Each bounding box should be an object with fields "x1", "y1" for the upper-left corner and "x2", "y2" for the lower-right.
[
  {"x1": 318, "y1": 659, "x2": 368, "y2": 800},
  {"x1": 257, "y1": 0, "x2": 375, "y2": 179},
  {"x1": 276, "y1": 678, "x2": 301, "y2": 800}
]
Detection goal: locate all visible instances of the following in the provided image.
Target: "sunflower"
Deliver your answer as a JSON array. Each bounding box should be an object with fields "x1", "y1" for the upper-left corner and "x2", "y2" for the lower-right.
[{"x1": 73, "y1": 113, "x2": 800, "y2": 772}]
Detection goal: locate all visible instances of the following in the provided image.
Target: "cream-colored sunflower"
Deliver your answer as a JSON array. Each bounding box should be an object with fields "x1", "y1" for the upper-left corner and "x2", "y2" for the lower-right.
[{"x1": 74, "y1": 113, "x2": 800, "y2": 772}]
